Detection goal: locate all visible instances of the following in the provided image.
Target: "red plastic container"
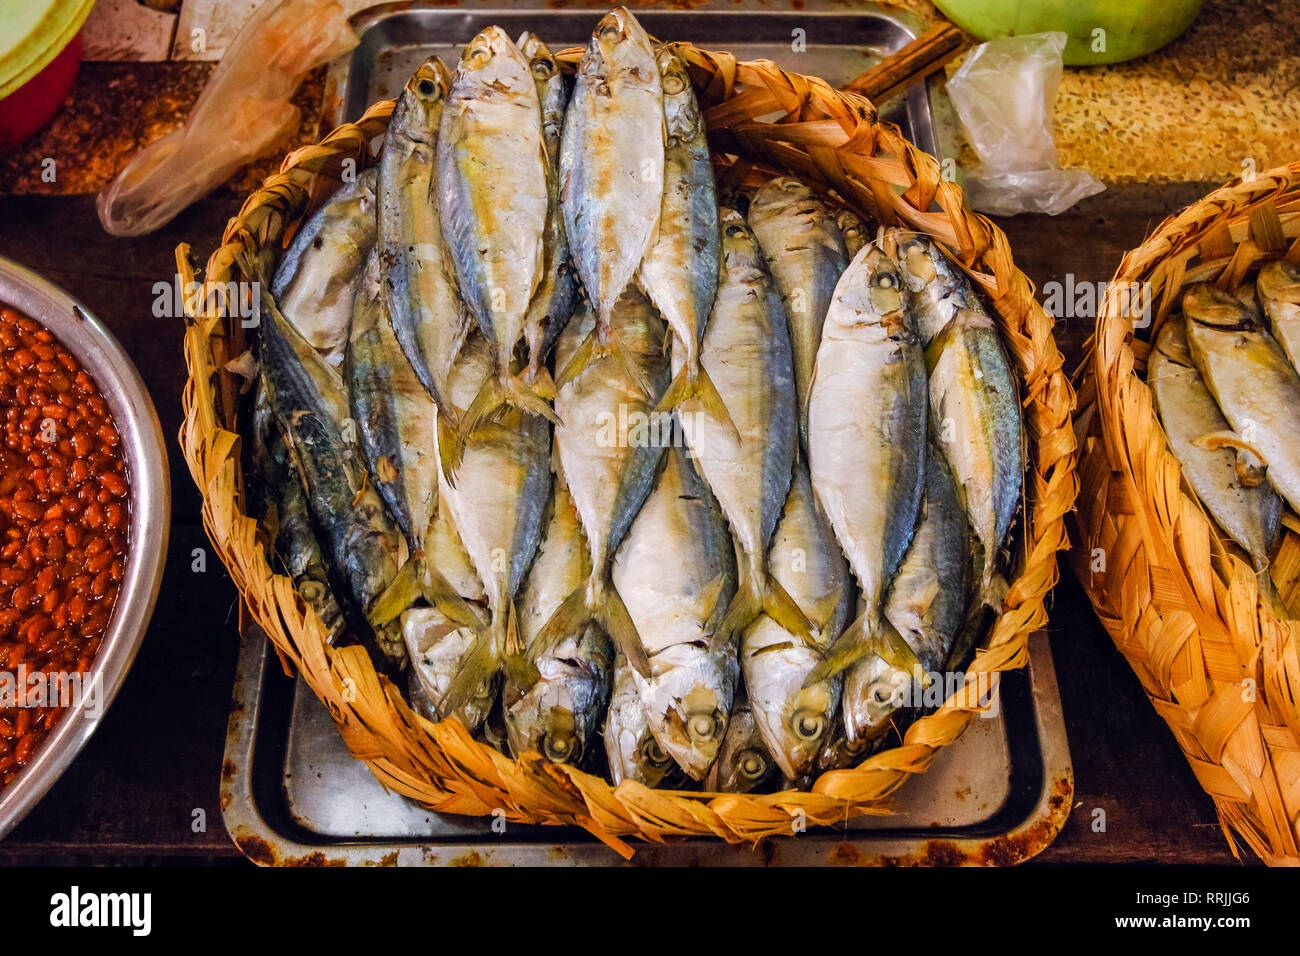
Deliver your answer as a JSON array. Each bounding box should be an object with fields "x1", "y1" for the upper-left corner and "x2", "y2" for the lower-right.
[{"x1": 0, "y1": 32, "x2": 82, "y2": 147}]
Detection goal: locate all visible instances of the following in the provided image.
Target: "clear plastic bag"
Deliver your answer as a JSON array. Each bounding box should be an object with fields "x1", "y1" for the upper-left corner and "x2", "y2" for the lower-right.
[
  {"x1": 96, "y1": 0, "x2": 357, "y2": 237},
  {"x1": 946, "y1": 32, "x2": 1104, "y2": 217}
]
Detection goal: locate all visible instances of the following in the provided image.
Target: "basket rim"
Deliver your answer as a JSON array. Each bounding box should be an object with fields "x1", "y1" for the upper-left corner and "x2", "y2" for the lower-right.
[
  {"x1": 177, "y1": 42, "x2": 1078, "y2": 853},
  {"x1": 1076, "y1": 160, "x2": 1300, "y2": 863}
]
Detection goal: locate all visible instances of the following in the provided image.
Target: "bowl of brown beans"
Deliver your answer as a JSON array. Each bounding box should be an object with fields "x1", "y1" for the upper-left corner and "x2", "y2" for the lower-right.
[{"x1": 0, "y1": 255, "x2": 169, "y2": 838}]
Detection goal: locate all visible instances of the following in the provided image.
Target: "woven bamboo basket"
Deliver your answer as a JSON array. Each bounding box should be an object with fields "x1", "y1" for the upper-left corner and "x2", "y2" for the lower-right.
[
  {"x1": 178, "y1": 44, "x2": 1077, "y2": 857},
  {"x1": 1074, "y1": 162, "x2": 1300, "y2": 865}
]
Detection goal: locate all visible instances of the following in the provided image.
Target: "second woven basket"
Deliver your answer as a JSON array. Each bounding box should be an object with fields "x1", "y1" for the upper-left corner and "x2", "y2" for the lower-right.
[
  {"x1": 1074, "y1": 162, "x2": 1300, "y2": 865},
  {"x1": 178, "y1": 42, "x2": 1078, "y2": 856}
]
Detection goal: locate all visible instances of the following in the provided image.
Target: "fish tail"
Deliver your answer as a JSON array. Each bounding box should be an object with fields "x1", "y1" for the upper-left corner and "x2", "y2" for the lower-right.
[
  {"x1": 606, "y1": 331, "x2": 655, "y2": 400},
  {"x1": 555, "y1": 326, "x2": 597, "y2": 390},
  {"x1": 654, "y1": 359, "x2": 739, "y2": 440},
  {"x1": 805, "y1": 611, "x2": 922, "y2": 686},
  {"x1": 501, "y1": 600, "x2": 540, "y2": 689},
  {"x1": 531, "y1": 572, "x2": 650, "y2": 678},
  {"x1": 717, "y1": 563, "x2": 814, "y2": 649},
  {"x1": 442, "y1": 598, "x2": 522, "y2": 716},
  {"x1": 366, "y1": 556, "x2": 423, "y2": 628},
  {"x1": 443, "y1": 373, "x2": 560, "y2": 477},
  {"x1": 418, "y1": 560, "x2": 487, "y2": 632}
]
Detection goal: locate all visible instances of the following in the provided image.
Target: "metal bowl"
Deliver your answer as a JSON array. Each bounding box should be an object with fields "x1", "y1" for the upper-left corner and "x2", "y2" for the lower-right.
[{"x1": 0, "y1": 255, "x2": 169, "y2": 839}]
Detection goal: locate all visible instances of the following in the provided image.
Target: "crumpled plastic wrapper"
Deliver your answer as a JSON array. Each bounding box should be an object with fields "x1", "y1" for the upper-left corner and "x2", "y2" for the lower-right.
[
  {"x1": 946, "y1": 32, "x2": 1105, "y2": 217},
  {"x1": 96, "y1": 0, "x2": 357, "y2": 237}
]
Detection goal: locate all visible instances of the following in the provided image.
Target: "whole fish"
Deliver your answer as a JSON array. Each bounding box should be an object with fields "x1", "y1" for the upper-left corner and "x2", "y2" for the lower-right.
[
  {"x1": 676, "y1": 208, "x2": 808, "y2": 645},
  {"x1": 835, "y1": 207, "x2": 869, "y2": 259},
  {"x1": 349, "y1": 251, "x2": 483, "y2": 634},
  {"x1": 1151, "y1": 317, "x2": 1280, "y2": 571},
  {"x1": 741, "y1": 463, "x2": 850, "y2": 779},
  {"x1": 604, "y1": 653, "x2": 684, "y2": 787},
  {"x1": 533, "y1": 291, "x2": 669, "y2": 677},
  {"x1": 378, "y1": 58, "x2": 470, "y2": 429},
  {"x1": 517, "y1": 32, "x2": 580, "y2": 383},
  {"x1": 505, "y1": 482, "x2": 612, "y2": 765},
  {"x1": 704, "y1": 690, "x2": 777, "y2": 794},
  {"x1": 895, "y1": 232, "x2": 987, "y2": 346},
  {"x1": 433, "y1": 332, "x2": 553, "y2": 708},
  {"x1": 1258, "y1": 260, "x2": 1300, "y2": 373},
  {"x1": 259, "y1": 294, "x2": 406, "y2": 670},
  {"x1": 925, "y1": 305, "x2": 1022, "y2": 608},
  {"x1": 557, "y1": 9, "x2": 663, "y2": 389},
  {"x1": 403, "y1": 607, "x2": 497, "y2": 730},
  {"x1": 613, "y1": 445, "x2": 738, "y2": 780},
  {"x1": 270, "y1": 167, "x2": 378, "y2": 366},
  {"x1": 807, "y1": 245, "x2": 927, "y2": 687},
  {"x1": 749, "y1": 176, "x2": 850, "y2": 453},
  {"x1": 252, "y1": 382, "x2": 347, "y2": 644},
  {"x1": 439, "y1": 28, "x2": 554, "y2": 440},
  {"x1": 844, "y1": 444, "x2": 970, "y2": 744},
  {"x1": 637, "y1": 47, "x2": 730, "y2": 429},
  {"x1": 1184, "y1": 283, "x2": 1300, "y2": 515}
]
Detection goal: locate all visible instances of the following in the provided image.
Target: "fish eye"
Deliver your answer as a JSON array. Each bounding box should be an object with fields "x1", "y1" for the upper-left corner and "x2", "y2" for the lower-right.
[
  {"x1": 737, "y1": 749, "x2": 769, "y2": 780},
  {"x1": 541, "y1": 733, "x2": 576, "y2": 763},
  {"x1": 871, "y1": 682, "x2": 897, "y2": 705},
  {"x1": 640, "y1": 737, "x2": 670, "y2": 767},
  {"x1": 725, "y1": 224, "x2": 747, "y2": 239},
  {"x1": 873, "y1": 271, "x2": 899, "y2": 290},
  {"x1": 663, "y1": 73, "x2": 687, "y2": 95},
  {"x1": 666, "y1": 135, "x2": 680, "y2": 148},
  {"x1": 600, "y1": 22, "x2": 622, "y2": 40},
  {"x1": 792, "y1": 710, "x2": 825, "y2": 741},
  {"x1": 531, "y1": 58, "x2": 555, "y2": 78},
  {"x1": 416, "y1": 79, "x2": 437, "y2": 97},
  {"x1": 467, "y1": 45, "x2": 489, "y2": 62},
  {"x1": 780, "y1": 179, "x2": 802, "y2": 192},
  {"x1": 688, "y1": 710, "x2": 724, "y2": 742}
]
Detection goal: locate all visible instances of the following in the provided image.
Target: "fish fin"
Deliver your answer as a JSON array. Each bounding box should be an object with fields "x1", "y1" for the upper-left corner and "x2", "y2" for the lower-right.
[
  {"x1": 418, "y1": 561, "x2": 486, "y2": 632},
  {"x1": 1192, "y1": 430, "x2": 1268, "y2": 486},
  {"x1": 439, "y1": 631, "x2": 499, "y2": 719},
  {"x1": 502, "y1": 601, "x2": 540, "y2": 689},
  {"x1": 715, "y1": 572, "x2": 763, "y2": 650},
  {"x1": 529, "y1": 365, "x2": 557, "y2": 401},
  {"x1": 367, "y1": 556, "x2": 423, "y2": 628},
  {"x1": 556, "y1": 326, "x2": 597, "y2": 390},
  {"x1": 876, "y1": 618, "x2": 925, "y2": 684},
  {"x1": 436, "y1": 414, "x2": 462, "y2": 488},
  {"x1": 501, "y1": 373, "x2": 562, "y2": 427},
  {"x1": 697, "y1": 573, "x2": 729, "y2": 634},
  {"x1": 764, "y1": 573, "x2": 816, "y2": 645},
  {"x1": 654, "y1": 362, "x2": 739, "y2": 441},
  {"x1": 528, "y1": 586, "x2": 590, "y2": 662},
  {"x1": 923, "y1": 316, "x2": 959, "y2": 372},
  {"x1": 596, "y1": 579, "x2": 651, "y2": 678},
  {"x1": 607, "y1": 331, "x2": 655, "y2": 399}
]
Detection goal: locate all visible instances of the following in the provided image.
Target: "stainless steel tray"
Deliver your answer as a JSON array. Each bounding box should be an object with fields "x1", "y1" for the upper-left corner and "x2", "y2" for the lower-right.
[
  {"x1": 222, "y1": 627, "x2": 1071, "y2": 865},
  {"x1": 322, "y1": 0, "x2": 942, "y2": 159},
  {"x1": 222, "y1": 0, "x2": 1069, "y2": 866}
]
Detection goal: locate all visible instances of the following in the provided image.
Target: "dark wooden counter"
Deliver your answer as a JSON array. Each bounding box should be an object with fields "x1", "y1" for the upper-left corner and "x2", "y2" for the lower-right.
[{"x1": 0, "y1": 184, "x2": 1251, "y2": 866}]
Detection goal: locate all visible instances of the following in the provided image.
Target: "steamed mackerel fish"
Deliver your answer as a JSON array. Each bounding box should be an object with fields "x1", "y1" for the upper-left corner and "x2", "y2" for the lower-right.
[
  {"x1": 440, "y1": 28, "x2": 556, "y2": 437},
  {"x1": 741, "y1": 464, "x2": 850, "y2": 779},
  {"x1": 637, "y1": 46, "x2": 728, "y2": 425},
  {"x1": 1258, "y1": 260, "x2": 1300, "y2": 373},
  {"x1": 748, "y1": 177, "x2": 849, "y2": 452},
  {"x1": 605, "y1": 653, "x2": 685, "y2": 788},
  {"x1": 558, "y1": 9, "x2": 663, "y2": 387},
  {"x1": 433, "y1": 332, "x2": 552, "y2": 707},
  {"x1": 505, "y1": 481, "x2": 612, "y2": 765},
  {"x1": 251, "y1": 383, "x2": 346, "y2": 645},
  {"x1": 808, "y1": 245, "x2": 927, "y2": 693},
  {"x1": 517, "y1": 32, "x2": 579, "y2": 382},
  {"x1": 613, "y1": 445, "x2": 739, "y2": 780},
  {"x1": 1150, "y1": 317, "x2": 1280, "y2": 572},
  {"x1": 844, "y1": 444, "x2": 969, "y2": 745},
  {"x1": 676, "y1": 208, "x2": 808, "y2": 644},
  {"x1": 259, "y1": 295, "x2": 406, "y2": 671},
  {"x1": 1184, "y1": 283, "x2": 1300, "y2": 515},
  {"x1": 378, "y1": 58, "x2": 469, "y2": 422},
  {"x1": 538, "y1": 291, "x2": 668, "y2": 676},
  {"x1": 704, "y1": 689, "x2": 777, "y2": 794},
  {"x1": 270, "y1": 167, "x2": 377, "y2": 366},
  {"x1": 347, "y1": 250, "x2": 480, "y2": 632}
]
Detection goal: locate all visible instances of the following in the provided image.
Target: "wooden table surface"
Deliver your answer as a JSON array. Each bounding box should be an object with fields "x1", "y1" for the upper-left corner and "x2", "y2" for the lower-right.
[{"x1": 0, "y1": 183, "x2": 1252, "y2": 866}]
